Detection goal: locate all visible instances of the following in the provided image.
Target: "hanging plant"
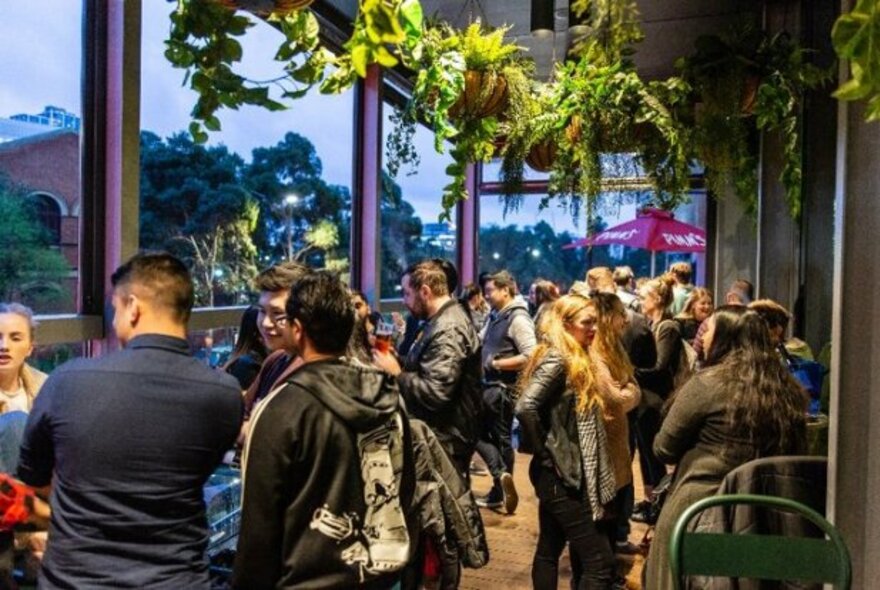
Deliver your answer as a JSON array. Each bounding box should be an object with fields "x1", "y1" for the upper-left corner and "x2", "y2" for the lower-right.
[
  {"x1": 165, "y1": 0, "x2": 331, "y2": 142},
  {"x1": 320, "y1": 0, "x2": 424, "y2": 94},
  {"x1": 385, "y1": 21, "x2": 531, "y2": 220},
  {"x1": 678, "y1": 25, "x2": 830, "y2": 218},
  {"x1": 831, "y1": 0, "x2": 880, "y2": 122}
]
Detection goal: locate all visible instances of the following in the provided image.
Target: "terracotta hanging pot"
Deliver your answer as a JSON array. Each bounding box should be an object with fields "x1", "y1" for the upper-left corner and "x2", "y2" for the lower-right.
[
  {"x1": 449, "y1": 70, "x2": 509, "y2": 120},
  {"x1": 740, "y1": 73, "x2": 761, "y2": 115},
  {"x1": 526, "y1": 139, "x2": 558, "y2": 172},
  {"x1": 214, "y1": 0, "x2": 314, "y2": 16}
]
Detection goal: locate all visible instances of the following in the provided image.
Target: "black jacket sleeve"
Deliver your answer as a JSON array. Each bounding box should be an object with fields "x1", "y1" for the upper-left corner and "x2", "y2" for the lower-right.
[
  {"x1": 233, "y1": 391, "x2": 300, "y2": 589},
  {"x1": 514, "y1": 354, "x2": 565, "y2": 456},
  {"x1": 398, "y1": 327, "x2": 469, "y2": 414},
  {"x1": 635, "y1": 319, "x2": 682, "y2": 398}
]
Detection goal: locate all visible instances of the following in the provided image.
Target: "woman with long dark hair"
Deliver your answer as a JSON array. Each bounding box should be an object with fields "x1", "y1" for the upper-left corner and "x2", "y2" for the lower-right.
[
  {"x1": 223, "y1": 305, "x2": 269, "y2": 390},
  {"x1": 515, "y1": 294, "x2": 615, "y2": 590},
  {"x1": 644, "y1": 306, "x2": 808, "y2": 589}
]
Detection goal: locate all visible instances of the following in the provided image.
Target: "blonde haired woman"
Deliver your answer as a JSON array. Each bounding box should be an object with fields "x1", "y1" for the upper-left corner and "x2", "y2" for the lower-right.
[
  {"x1": 0, "y1": 303, "x2": 49, "y2": 581},
  {"x1": 515, "y1": 294, "x2": 616, "y2": 589},
  {"x1": 0, "y1": 303, "x2": 46, "y2": 416},
  {"x1": 588, "y1": 293, "x2": 640, "y2": 568}
]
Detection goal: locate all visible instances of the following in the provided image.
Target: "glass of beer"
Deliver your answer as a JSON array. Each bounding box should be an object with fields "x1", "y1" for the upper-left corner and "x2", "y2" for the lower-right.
[{"x1": 374, "y1": 321, "x2": 393, "y2": 354}]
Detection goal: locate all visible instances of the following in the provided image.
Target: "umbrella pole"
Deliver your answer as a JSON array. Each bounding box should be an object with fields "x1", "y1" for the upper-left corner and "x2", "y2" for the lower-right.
[{"x1": 650, "y1": 250, "x2": 656, "y2": 277}]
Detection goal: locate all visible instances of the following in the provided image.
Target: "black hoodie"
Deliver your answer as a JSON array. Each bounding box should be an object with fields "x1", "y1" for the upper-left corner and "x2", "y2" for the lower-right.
[{"x1": 233, "y1": 359, "x2": 416, "y2": 590}]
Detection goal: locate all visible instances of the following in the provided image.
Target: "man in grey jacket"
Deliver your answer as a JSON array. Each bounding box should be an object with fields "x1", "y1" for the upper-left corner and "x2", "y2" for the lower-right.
[
  {"x1": 374, "y1": 260, "x2": 482, "y2": 477},
  {"x1": 475, "y1": 270, "x2": 536, "y2": 514}
]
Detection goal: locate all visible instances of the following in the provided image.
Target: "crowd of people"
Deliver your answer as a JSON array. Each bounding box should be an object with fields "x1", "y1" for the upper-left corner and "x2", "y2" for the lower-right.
[{"x1": 0, "y1": 252, "x2": 818, "y2": 589}]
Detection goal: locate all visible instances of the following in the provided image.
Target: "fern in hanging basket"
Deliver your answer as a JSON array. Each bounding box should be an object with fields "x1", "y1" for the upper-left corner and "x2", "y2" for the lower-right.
[{"x1": 385, "y1": 21, "x2": 530, "y2": 221}]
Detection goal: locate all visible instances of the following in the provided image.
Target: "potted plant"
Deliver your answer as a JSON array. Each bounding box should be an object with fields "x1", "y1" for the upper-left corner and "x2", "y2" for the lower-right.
[
  {"x1": 385, "y1": 21, "x2": 532, "y2": 220},
  {"x1": 678, "y1": 25, "x2": 830, "y2": 218}
]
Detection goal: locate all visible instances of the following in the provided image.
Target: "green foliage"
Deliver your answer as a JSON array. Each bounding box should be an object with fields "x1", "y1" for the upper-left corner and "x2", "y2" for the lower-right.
[
  {"x1": 166, "y1": 0, "x2": 327, "y2": 142},
  {"x1": 321, "y1": 0, "x2": 424, "y2": 93},
  {"x1": 678, "y1": 26, "x2": 831, "y2": 219},
  {"x1": 569, "y1": 0, "x2": 643, "y2": 65},
  {"x1": 387, "y1": 22, "x2": 529, "y2": 220},
  {"x1": 500, "y1": 58, "x2": 692, "y2": 221},
  {"x1": 0, "y1": 176, "x2": 71, "y2": 311},
  {"x1": 832, "y1": 0, "x2": 880, "y2": 121}
]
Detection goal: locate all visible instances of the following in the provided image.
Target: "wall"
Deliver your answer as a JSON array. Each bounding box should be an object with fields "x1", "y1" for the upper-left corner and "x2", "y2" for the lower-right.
[{"x1": 829, "y1": 95, "x2": 880, "y2": 587}]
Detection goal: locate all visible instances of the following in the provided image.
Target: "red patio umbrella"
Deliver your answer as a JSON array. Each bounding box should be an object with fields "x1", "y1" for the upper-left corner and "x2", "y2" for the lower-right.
[{"x1": 563, "y1": 207, "x2": 706, "y2": 276}]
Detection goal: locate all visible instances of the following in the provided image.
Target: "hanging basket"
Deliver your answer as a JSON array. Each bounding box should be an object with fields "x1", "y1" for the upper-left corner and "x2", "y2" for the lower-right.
[
  {"x1": 525, "y1": 139, "x2": 557, "y2": 172},
  {"x1": 214, "y1": 0, "x2": 314, "y2": 16},
  {"x1": 740, "y1": 73, "x2": 761, "y2": 115},
  {"x1": 449, "y1": 70, "x2": 509, "y2": 120}
]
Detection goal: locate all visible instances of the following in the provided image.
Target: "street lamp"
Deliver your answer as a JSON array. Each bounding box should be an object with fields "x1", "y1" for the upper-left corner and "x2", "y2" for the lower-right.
[{"x1": 283, "y1": 194, "x2": 299, "y2": 261}]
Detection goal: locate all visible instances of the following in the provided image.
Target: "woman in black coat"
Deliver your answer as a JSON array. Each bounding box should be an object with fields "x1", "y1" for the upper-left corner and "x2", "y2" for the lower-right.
[{"x1": 515, "y1": 294, "x2": 615, "y2": 590}]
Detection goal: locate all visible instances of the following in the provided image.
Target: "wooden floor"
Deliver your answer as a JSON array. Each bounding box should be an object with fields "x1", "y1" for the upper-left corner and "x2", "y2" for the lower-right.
[{"x1": 461, "y1": 453, "x2": 649, "y2": 590}]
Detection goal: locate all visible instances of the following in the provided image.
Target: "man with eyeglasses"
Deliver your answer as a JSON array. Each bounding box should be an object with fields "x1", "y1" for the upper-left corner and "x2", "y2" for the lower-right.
[{"x1": 242, "y1": 262, "x2": 310, "y2": 427}]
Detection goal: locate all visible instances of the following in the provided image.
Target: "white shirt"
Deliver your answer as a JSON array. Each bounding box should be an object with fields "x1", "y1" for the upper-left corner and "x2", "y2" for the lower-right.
[{"x1": 1, "y1": 383, "x2": 29, "y2": 414}]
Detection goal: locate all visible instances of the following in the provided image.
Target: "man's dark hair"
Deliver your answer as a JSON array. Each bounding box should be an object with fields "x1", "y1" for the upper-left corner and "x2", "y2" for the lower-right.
[
  {"x1": 460, "y1": 282, "x2": 482, "y2": 302},
  {"x1": 285, "y1": 271, "x2": 354, "y2": 355},
  {"x1": 431, "y1": 258, "x2": 458, "y2": 296},
  {"x1": 730, "y1": 278, "x2": 755, "y2": 302},
  {"x1": 111, "y1": 252, "x2": 194, "y2": 323},
  {"x1": 487, "y1": 270, "x2": 517, "y2": 297},
  {"x1": 352, "y1": 290, "x2": 369, "y2": 305},
  {"x1": 403, "y1": 260, "x2": 449, "y2": 297},
  {"x1": 254, "y1": 261, "x2": 310, "y2": 293},
  {"x1": 477, "y1": 271, "x2": 492, "y2": 290}
]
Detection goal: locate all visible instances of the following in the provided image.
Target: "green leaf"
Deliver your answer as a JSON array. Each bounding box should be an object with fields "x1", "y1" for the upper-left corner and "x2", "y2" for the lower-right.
[
  {"x1": 351, "y1": 45, "x2": 369, "y2": 78},
  {"x1": 833, "y1": 77, "x2": 872, "y2": 100},
  {"x1": 400, "y1": 0, "x2": 424, "y2": 38},
  {"x1": 189, "y1": 121, "x2": 209, "y2": 143},
  {"x1": 204, "y1": 115, "x2": 222, "y2": 131}
]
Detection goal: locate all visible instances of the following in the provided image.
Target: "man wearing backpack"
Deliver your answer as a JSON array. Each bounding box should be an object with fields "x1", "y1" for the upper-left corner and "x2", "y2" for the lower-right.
[{"x1": 234, "y1": 271, "x2": 417, "y2": 589}]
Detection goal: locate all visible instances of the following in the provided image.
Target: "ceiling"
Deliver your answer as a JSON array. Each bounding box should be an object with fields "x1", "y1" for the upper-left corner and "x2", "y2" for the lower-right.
[{"x1": 323, "y1": 0, "x2": 761, "y2": 80}]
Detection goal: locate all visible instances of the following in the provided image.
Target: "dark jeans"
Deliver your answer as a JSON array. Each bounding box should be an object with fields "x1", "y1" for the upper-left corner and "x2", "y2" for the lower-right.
[
  {"x1": 531, "y1": 465, "x2": 614, "y2": 590},
  {"x1": 634, "y1": 406, "x2": 666, "y2": 489},
  {"x1": 475, "y1": 384, "x2": 514, "y2": 482}
]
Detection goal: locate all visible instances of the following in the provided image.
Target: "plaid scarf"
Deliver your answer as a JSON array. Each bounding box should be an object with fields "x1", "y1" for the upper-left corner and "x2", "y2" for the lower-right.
[{"x1": 575, "y1": 402, "x2": 617, "y2": 521}]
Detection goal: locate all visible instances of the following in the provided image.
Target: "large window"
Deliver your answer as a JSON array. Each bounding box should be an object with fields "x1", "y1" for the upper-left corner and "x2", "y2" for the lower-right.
[
  {"x1": 0, "y1": 1, "x2": 82, "y2": 314},
  {"x1": 140, "y1": 3, "x2": 354, "y2": 307},
  {"x1": 380, "y1": 102, "x2": 456, "y2": 300},
  {"x1": 479, "y1": 158, "x2": 708, "y2": 291}
]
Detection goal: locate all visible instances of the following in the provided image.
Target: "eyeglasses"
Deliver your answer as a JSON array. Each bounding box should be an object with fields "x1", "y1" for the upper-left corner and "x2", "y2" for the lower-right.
[{"x1": 257, "y1": 309, "x2": 288, "y2": 326}]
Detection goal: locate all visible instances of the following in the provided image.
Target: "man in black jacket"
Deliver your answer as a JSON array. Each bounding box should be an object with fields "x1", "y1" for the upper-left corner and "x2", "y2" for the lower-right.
[
  {"x1": 374, "y1": 260, "x2": 482, "y2": 477},
  {"x1": 234, "y1": 271, "x2": 416, "y2": 589}
]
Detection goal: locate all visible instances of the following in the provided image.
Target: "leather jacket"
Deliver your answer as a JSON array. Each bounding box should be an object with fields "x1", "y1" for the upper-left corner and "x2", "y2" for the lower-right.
[{"x1": 514, "y1": 350, "x2": 583, "y2": 490}]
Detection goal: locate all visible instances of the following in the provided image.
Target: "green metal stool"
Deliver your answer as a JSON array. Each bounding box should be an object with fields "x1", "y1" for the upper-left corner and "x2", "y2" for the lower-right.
[{"x1": 669, "y1": 493, "x2": 851, "y2": 589}]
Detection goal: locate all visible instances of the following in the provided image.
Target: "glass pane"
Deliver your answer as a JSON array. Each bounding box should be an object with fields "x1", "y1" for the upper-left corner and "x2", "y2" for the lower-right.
[
  {"x1": 479, "y1": 192, "x2": 708, "y2": 291},
  {"x1": 0, "y1": 1, "x2": 82, "y2": 314},
  {"x1": 188, "y1": 327, "x2": 239, "y2": 370},
  {"x1": 380, "y1": 104, "x2": 456, "y2": 300},
  {"x1": 31, "y1": 342, "x2": 87, "y2": 374},
  {"x1": 140, "y1": 4, "x2": 354, "y2": 307}
]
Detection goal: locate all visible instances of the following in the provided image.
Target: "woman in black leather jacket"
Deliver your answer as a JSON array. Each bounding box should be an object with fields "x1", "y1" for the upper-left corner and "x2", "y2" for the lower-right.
[{"x1": 515, "y1": 294, "x2": 615, "y2": 590}]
